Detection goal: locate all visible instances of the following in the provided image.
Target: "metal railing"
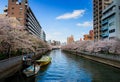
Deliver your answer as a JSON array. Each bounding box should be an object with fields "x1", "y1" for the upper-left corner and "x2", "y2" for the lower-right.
[{"x1": 64, "y1": 49, "x2": 120, "y2": 62}]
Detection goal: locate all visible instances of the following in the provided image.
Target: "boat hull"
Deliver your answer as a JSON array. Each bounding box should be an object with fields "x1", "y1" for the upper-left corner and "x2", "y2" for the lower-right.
[
  {"x1": 36, "y1": 56, "x2": 52, "y2": 66},
  {"x1": 38, "y1": 61, "x2": 51, "y2": 66},
  {"x1": 23, "y1": 65, "x2": 40, "y2": 77}
]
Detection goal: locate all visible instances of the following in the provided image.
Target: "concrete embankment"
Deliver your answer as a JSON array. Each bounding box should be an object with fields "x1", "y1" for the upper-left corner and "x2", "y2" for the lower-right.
[
  {"x1": 0, "y1": 49, "x2": 50, "y2": 80},
  {"x1": 63, "y1": 50, "x2": 120, "y2": 69},
  {"x1": 0, "y1": 56, "x2": 23, "y2": 79}
]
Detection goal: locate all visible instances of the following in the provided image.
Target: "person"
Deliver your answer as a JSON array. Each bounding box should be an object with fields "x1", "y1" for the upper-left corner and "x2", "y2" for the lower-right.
[{"x1": 23, "y1": 56, "x2": 27, "y2": 61}]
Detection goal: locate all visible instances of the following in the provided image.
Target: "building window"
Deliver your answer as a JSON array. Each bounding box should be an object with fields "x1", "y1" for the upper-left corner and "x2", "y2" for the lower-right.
[
  {"x1": 19, "y1": 12, "x2": 22, "y2": 15},
  {"x1": 20, "y1": 8, "x2": 23, "y2": 10},
  {"x1": 11, "y1": 12, "x2": 14, "y2": 15},
  {"x1": 104, "y1": 0, "x2": 110, "y2": 1},
  {"x1": 119, "y1": 6, "x2": 120, "y2": 9},
  {"x1": 109, "y1": 37, "x2": 115, "y2": 40},
  {"x1": 109, "y1": 22, "x2": 114, "y2": 26},
  {"x1": 12, "y1": 0, "x2": 14, "y2": 2},
  {"x1": 12, "y1": 7, "x2": 14, "y2": 9},
  {"x1": 109, "y1": 29, "x2": 115, "y2": 33}
]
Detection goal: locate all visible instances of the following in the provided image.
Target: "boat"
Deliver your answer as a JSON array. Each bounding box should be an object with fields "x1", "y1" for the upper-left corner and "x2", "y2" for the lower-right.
[
  {"x1": 36, "y1": 56, "x2": 52, "y2": 66},
  {"x1": 23, "y1": 65, "x2": 40, "y2": 77}
]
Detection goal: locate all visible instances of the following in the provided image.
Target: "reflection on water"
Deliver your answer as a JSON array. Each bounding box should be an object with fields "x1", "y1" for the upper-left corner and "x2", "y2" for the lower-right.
[{"x1": 3, "y1": 49, "x2": 120, "y2": 82}]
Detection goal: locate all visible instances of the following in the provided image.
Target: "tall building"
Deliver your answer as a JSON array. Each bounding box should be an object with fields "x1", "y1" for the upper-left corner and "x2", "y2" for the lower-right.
[
  {"x1": 67, "y1": 35, "x2": 74, "y2": 44},
  {"x1": 7, "y1": 0, "x2": 28, "y2": 25},
  {"x1": 83, "y1": 34, "x2": 91, "y2": 41},
  {"x1": 93, "y1": 0, "x2": 112, "y2": 41},
  {"x1": 4, "y1": 0, "x2": 46, "y2": 41},
  {"x1": 51, "y1": 40, "x2": 61, "y2": 46},
  {"x1": 101, "y1": 0, "x2": 120, "y2": 40},
  {"x1": 41, "y1": 30, "x2": 46, "y2": 41},
  {"x1": 83, "y1": 30, "x2": 94, "y2": 41}
]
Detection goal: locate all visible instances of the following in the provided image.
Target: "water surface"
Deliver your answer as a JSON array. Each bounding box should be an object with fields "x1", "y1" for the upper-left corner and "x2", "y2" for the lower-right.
[
  {"x1": 3, "y1": 49, "x2": 120, "y2": 82},
  {"x1": 36, "y1": 50, "x2": 120, "y2": 82}
]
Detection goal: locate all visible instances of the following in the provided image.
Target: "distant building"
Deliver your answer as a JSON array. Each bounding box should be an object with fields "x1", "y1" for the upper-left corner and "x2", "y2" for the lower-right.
[
  {"x1": 80, "y1": 38, "x2": 82, "y2": 41},
  {"x1": 83, "y1": 30, "x2": 94, "y2": 41},
  {"x1": 47, "y1": 40, "x2": 52, "y2": 45},
  {"x1": 93, "y1": 0, "x2": 112, "y2": 41},
  {"x1": 101, "y1": 0, "x2": 120, "y2": 40},
  {"x1": 61, "y1": 42, "x2": 67, "y2": 46},
  {"x1": 84, "y1": 34, "x2": 91, "y2": 41},
  {"x1": 67, "y1": 35, "x2": 74, "y2": 44},
  {"x1": 51, "y1": 40, "x2": 61, "y2": 46},
  {"x1": 41, "y1": 30, "x2": 46, "y2": 41},
  {"x1": 4, "y1": 0, "x2": 46, "y2": 41},
  {"x1": 89, "y1": 30, "x2": 94, "y2": 40}
]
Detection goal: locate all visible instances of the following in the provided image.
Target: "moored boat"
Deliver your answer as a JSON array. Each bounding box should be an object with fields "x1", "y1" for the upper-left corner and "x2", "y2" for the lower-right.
[
  {"x1": 23, "y1": 65, "x2": 40, "y2": 77},
  {"x1": 36, "y1": 56, "x2": 52, "y2": 66}
]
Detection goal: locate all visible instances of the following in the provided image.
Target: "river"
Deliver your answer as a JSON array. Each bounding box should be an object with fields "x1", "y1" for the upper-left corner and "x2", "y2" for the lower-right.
[{"x1": 3, "y1": 49, "x2": 120, "y2": 82}]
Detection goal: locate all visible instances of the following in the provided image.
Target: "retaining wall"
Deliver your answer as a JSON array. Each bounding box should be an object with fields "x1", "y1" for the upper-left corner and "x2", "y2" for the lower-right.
[
  {"x1": 63, "y1": 50, "x2": 120, "y2": 69},
  {"x1": 0, "y1": 49, "x2": 50, "y2": 79}
]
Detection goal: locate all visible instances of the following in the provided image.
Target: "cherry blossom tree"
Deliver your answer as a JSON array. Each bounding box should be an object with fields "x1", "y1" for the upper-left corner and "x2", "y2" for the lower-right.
[
  {"x1": 0, "y1": 15, "x2": 50, "y2": 59},
  {"x1": 62, "y1": 39, "x2": 120, "y2": 55}
]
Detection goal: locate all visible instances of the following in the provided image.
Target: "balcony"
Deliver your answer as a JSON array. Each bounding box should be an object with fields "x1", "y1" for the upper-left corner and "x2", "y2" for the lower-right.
[
  {"x1": 101, "y1": 32, "x2": 109, "y2": 38},
  {"x1": 102, "y1": 6, "x2": 116, "y2": 20},
  {"x1": 101, "y1": 26, "x2": 108, "y2": 31},
  {"x1": 102, "y1": 20, "x2": 108, "y2": 25}
]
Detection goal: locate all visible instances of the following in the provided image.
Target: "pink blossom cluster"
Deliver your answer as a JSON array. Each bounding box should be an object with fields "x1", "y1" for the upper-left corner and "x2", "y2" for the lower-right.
[
  {"x1": 62, "y1": 39, "x2": 120, "y2": 55},
  {"x1": 0, "y1": 16, "x2": 50, "y2": 55}
]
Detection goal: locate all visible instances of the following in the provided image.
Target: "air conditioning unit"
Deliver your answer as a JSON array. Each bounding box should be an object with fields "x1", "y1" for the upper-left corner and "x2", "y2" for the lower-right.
[
  {"x1": 16, "y1": 1, "x2": 19, "y2": 4},
  {"x1": 4, "y1": 6, "x2": 8, "y2": 10},
  {"x1": 25, "y1": 3, "x2": 28, "y2": 6}
]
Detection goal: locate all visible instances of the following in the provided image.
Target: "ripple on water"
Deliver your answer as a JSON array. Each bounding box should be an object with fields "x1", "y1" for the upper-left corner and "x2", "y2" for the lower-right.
[{"x1": 36, "y1": 50, "x2": 120, "y2": 82}]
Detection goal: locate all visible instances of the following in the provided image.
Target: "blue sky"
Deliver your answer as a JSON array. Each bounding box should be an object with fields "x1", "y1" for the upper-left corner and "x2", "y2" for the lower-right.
[{"x1": 0, "y1": 0, "x2": 93, "y2": 42}]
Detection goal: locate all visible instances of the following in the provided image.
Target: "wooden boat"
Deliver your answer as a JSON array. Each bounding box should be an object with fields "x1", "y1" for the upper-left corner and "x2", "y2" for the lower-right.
[
  {"x1": 36, "y1": 56, "x2": 52, "y2": 66},
  {"x1": 23, "y1": 65, "x2": 40, "y2": 77}
]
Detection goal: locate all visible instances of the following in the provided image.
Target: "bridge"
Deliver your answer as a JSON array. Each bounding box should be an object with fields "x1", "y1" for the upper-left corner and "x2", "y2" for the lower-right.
[{"x1": 51, "y1": 45, "x2": 61, "y2": 50}]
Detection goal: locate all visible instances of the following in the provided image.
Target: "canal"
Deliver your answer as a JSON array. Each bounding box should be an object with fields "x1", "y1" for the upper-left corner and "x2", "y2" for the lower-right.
[{"x1": 3, "y1": 49, "x2": 120, "y2": 82}]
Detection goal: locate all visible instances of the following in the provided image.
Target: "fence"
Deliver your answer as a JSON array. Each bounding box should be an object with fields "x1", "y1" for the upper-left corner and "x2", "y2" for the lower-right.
[{"x1": 64, "y1": 49, "x2": 120, "y2": 62}]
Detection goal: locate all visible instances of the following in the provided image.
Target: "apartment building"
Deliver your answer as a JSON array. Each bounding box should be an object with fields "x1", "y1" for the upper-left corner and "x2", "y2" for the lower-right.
[
  {"x1": 93, "y1": 0, "x2": 112, "y2": 41},
  {"x1": 83, "y1": 30, "x2": 94, "y2": 41},
  {"x1": 41, "y1": 30, "x2": 46, "y2": 41},
  {"x1": 67, "y1": 35, "x2": 74, "y2": 44},
  {"x1": 101, "y1": 0, "x2": 120, "y2": 40},
  {"x1": 4, "y1": 0, "x2": 46, "y2": 41}
]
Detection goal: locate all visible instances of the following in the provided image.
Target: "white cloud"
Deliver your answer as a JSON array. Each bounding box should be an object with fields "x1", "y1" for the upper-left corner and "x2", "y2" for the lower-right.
[
  {"x1": 56, "y1": 9, "x2": 85, "y2": 20},
  {"x1": 76, "y1": 21, "x2": 93, "y2": 27}
]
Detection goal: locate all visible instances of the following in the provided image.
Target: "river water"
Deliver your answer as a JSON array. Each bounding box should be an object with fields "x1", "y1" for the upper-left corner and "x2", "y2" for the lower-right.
[{"x1": 3, "y1": 49, "x2": 120, "y2": 82}]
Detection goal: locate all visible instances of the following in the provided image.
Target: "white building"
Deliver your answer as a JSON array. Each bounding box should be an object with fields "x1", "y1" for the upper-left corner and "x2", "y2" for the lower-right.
[
  {"x1": 40, "y1": 30, "x2": 46, "y2": 41},
  {"x1": 101, "y1": 0, "x2": 120, "y2": 40}
]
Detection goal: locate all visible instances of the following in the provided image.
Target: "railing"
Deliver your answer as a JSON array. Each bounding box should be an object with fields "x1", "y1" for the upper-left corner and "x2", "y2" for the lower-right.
[
  {"x1": 101, "y1": 32, "x2": 109, "y2": 38},
  {"x1": 102, "y1": 20, "x2": 108, "y2": 25},
  {"x1": 79, "y1": 51, "x2": 120, "y2": 62},
  {"x1": 0, "y1": 48, "x2": 49, "y2": 69},
  {"x1": 64, "y1": 49, "x2": 120, "y2": 62},
  {"x1": 101, "y1": 26, "x2": 108, "y2": 31}
]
